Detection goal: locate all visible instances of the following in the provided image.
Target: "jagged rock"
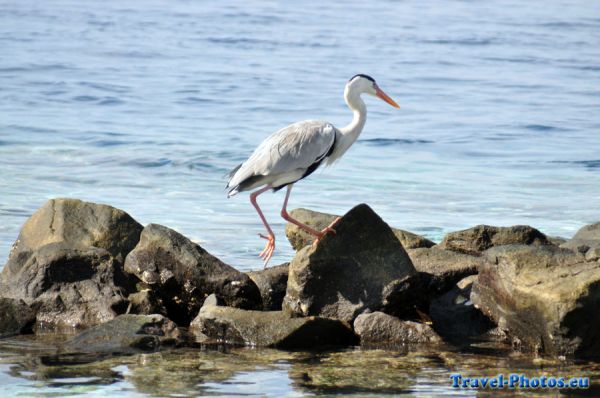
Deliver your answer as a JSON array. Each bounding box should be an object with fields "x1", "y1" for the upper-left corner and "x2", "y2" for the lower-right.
[
  {"x1": 471, "y1": 245, "x2": 600, "y2": 357},
  {"x1": 247, "y1": 263, "x2": 289, "y2": 310},
  {"x1": 439, "y1": 225, "x2": 551, "y2": 256},
  {"x1": 190, "y1": 295, "x2": 358, "y2": 348},
  {"x1": 64, "y1": 314, "x2": 184, "y2": 352},
  {"x1": 0, "y1": 243, "x2": 134, "y2": 332},
  {"x1": 283, "y1": 204, "x2": 416, "y2": 323},
  {"x1": 4, "y1": 198, "x2": 142, "y2": 267},
  {"x1": 560, "y1": 221, "x2": 600, "y2": 256},
  {"x1": 124, "y1": 224, "x2": 261, "y2": 326},
  {"x1": 353, "y1": 312, "x2": 441, "y2": 345},
  {"x1": 429, "y1": 275, "x2": 495, "y2": 342},
  {"x1": 0, "y1": 298, "x2": 36, "y2": 337},
  {"x1": 284, "y1": 208, "x2": 434, "y2": 251}
]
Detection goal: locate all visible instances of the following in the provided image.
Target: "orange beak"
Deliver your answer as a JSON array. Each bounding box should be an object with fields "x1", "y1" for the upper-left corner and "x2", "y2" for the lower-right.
[{"x1": 375, "y1": 85, "x2": 400, "y2": 108}]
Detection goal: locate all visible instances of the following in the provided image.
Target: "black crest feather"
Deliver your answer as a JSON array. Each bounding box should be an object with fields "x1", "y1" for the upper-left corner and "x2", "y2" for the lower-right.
[{"x1": 349, "y1": 74, "x2": 375, "y2": 83}]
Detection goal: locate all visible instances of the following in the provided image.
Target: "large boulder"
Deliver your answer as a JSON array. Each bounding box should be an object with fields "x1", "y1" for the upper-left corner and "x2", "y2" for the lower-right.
[
  {"x1": 64, "y1": 314, "x2": 184, "y2": 353},
  {"x1": 283, "y1": 204, "x2": 416, "y2": 323},
  {"x1": 1, "y1": 243, "x2": 134, "y2": 332},
  {"x1": 124, "y1": 224, "x2": 261, "y2": 325},
  {"x1": 0, "y1": 298, "x2": 36, "y2": 337},
  {"x1": 285, "y1": 208, "x2": 434, "y2": 251},
  {"x1": 353, "y1": 312, "x2": 441, "y2": 345},
  {"x1": 439, "y1": 225, "x2": 552, "y2": 256},
  {"x1": 190, "y1": 295, "x2": 358, "y2": 348},
  {"x1": 4, "y1": 198, "x2": 142, "y2": 268},
  {"x1": 471, "y1": 245, "x2": 600, "y2": 357},
  {"x1": 247, "y1": 263, "x2": 289, "y2": 310},
  {"x1": 560, "y1": 221, "x2": 600, "y2": 257}
]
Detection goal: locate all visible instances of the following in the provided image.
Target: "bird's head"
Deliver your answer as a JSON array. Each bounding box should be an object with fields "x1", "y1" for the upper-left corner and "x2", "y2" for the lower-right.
[{"x1": 346, "y1": 74, "x2": 400, "y2": 108}]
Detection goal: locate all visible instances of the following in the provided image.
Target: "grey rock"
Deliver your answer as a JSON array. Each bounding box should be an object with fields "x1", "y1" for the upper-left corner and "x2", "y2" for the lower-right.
[
  {"x1": 190, "y1": 298, "x2": 358, "y2": 348},
  {"x1": 127, "y1": 289, "x2": 167, "y2": 316},
  {"x1": 353, "y1": 312, "x2": 441, "y2": 345},
  {"x1": 439, "y1": 225, "x2": 551, "y2": 256},
  {"x1": 0, "y1": 298, "x2": 36, "y2": 338},
  {"x1": 283, "y1": 204, "x2": 416, "y2": 323},
  {"x1": 284, "y1": 208, "x2": 434, "y2": 251},
  {"x1": 471, "y1": 244, "x2": 600, "y2": 357},
  {"x1": 65, "y1": 314, "x2": 184, "y2": 352},
  {"x1": 247, "y1": 263, "x2": 289, "y2": 310},
  {"x1": 560, "y1": 221, "x2": 600, "y2": 256},
  {"x1": 124, "y1": 224, "x2": 261, "y2": 325}
]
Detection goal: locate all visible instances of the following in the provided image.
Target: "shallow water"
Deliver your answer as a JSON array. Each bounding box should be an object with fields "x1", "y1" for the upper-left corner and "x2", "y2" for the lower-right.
[{"x1": 1, "y1": 0, "x2": 600, "y2": 396}]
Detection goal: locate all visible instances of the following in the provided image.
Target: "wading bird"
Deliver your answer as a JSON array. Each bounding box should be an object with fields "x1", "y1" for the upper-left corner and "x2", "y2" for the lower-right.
[{"x1": 227, "y1": 74, "x2": 399, "y2": 266}]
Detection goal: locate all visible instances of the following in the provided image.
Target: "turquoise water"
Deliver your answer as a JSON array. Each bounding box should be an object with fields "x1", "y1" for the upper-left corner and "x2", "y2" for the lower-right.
[{"x1": 1, "y1": 1, "x2": 600, "y2": 395}]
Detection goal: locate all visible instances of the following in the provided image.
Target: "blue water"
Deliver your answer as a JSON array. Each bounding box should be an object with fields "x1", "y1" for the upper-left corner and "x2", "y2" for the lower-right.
[{"x1": 1, "y1": 1, "x2": 600, "y2": 396}]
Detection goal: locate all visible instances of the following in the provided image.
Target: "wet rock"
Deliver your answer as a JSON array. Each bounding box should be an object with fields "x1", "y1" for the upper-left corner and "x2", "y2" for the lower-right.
[
  {"x1": 4, "y1": 198, "x2": 142, "y2": 268},
  {"x1": 429, "y1": 275, "x2": 495, "y2": 342},
  {"x1": 471, "y1": 244, "x2": 600, "y2": 357},
  {"x1": 439, "y1": 225, "x2": 551, "y2": 256},
  {"x1": 124, "y1": 224, "x2": 261, "y2": 326},
  {"x1": 0, "y1": 298, "x2": 36, "y2": 337},
  {"x1": 65, "y1": 314, "x2": 184, "y2": 352},
  {"x1": 284, "y1": 208, "x2": 434, "y2": 251},
  {"x1": 283, "y1": 204, "x2": 416, "y2": 323},
  {"x1": 354, "y1": 312, "x2": 441, "y2": 345},
  {"x1": 190, "y1": 295, "x2": 358, "y2": 348},
  {"x1": 0, "y1": 243, "x2": 134, "y2": 332},
  {"x1": 247, "y1": 263, "x2": 289, "y2": 310},
  {"x1": 127, "y1": 289, "x2": 167, "y2": 316},
  {"x1": 560, "y1": 221, "x2": 600, "y2": 256}
]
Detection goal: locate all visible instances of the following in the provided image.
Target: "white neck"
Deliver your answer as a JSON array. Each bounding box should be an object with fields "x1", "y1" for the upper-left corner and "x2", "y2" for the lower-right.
[{"x1": 328, "y1": 88, "x2": 367, "y2": 163}]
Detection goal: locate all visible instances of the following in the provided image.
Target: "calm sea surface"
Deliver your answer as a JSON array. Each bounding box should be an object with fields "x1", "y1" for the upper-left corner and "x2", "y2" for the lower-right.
[{"x1": 1, "y1": 0, "x2": 600, "y2": 396}]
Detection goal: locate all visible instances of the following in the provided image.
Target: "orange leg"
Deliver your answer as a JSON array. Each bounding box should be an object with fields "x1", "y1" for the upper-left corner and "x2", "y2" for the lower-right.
[
  {"x1": 280, "y1": 185, "x2": 341, "y2": 246},
  {"x1": 250, "y1": 185, "x2": 275, "y2": 267}
]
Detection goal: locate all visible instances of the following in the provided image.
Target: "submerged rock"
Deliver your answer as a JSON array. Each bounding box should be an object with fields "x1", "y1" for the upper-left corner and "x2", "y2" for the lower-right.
[
  {"x1": 353, "y1": 312, "x2": 441, "y2": 345},
  {"x1": 0, "y1": 298, "x2": 36, "y2": 338},
  {"x1": 65, "y1": 314, "x2": 184, "y2": 352},
  {"x1": 439, "y1": 225, "x2": 551, "y2": 256},
  {"x1": 471, "y1": 245, "x2": 600, "y2": 357},
  {"x1": 283, "y1": 204, "x2": 416, "y2": 323},
  {"x1": 124, "y1": 224, "x2": 261, "y2": 325},
  {"x1": 247, "y1": 263, "x2": 289, "y2": 310},
  {"x1": 190, "y1": 295, "x2": 358, "y2": 348},
  {"x1": 560, "y1": 221, "x2": 600, "y2": 257},
  {"x1": 284, "y1": 208, "x2": 434, "y2": 251}
]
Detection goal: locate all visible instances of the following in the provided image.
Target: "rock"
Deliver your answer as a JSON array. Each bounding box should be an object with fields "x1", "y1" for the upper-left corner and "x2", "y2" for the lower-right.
[
  {"x1": 560, "y1": 221, "x2": 600, "y2": 256},
  {"x1": 471, "y1": 244, "x2": 600, "y2": 357},
  {"x1": 407, "y1": 247, "x2": 484, "y2": 290},
  {"x1": 429, "y1": 275, "x2": 495, "y2": 342},
  {"x1": 353, "y1": 312, "x2": 441, "y2": 345},
  {"x1": 0, "y1": 298, "x2": 36, "y2": 338},
  {"x1": 380, "y1": 273, "x2": 430, "y2": 320},
  {"x1": 0, "y1": 243, "x2": 134, "y2": 332},
  {"x1": 190, "y1": 296, "x2": 358, "y2": 348},
  {"x1": 4, "y1": 198, "x2": 142, "y2": 268},
  {"x1": 283, "y1": 204, "x2": 416, "y2": 323},
  {"x1": 284, "y1": 208, "x2": 434, "y2": 251},
  {"x1": 439, "y1": 225, "x2": 552, "y2": 256},
  {"x1": 247, "y1": 263, "x2": 289, "y2": 310},
  {"x1": 127, "y1": 290, "x2": 167, "y2": 316},
  {"x1": 64, "y1": 314, "x2": 184, "y2": 352},
  {"x1": 586, "y1": 245, "x2": 600, "y2": 262},
  {"x1": 124, "y1": 224, "x2": 261, "y2": 325}
]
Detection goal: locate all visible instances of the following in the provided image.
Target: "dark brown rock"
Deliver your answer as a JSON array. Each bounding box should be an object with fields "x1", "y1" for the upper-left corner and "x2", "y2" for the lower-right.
[
  {"x1": 190, "y1": 296, "x2": 358, "y2": 348},
  {"x1": 247, "y1": 263, "x2": 289, "y2": 310},
  {"x1": 471, "y1": 245, "x2": 600, "y2": 357},
  {"x1": 560, "y1": 221, "x2": 600, "y2": 256},
  {"x1": 439, "y1": 225, "x2": 551, "y2": 256},
  {"x1": 283, "y1": 204, "x2": 416, "y2": 323},
  {"x1": 0, "y1": 298, "x2": 36, "y2": 337},
  {"x1": 353, "y1": 311, "x2": 441, "y2": 345},
  {"x1": 284, "y1": 208, "x2": 434, "y2": 251},
  {"x1": 124, "y1": 224, "x2": 261, "y2": 326}
]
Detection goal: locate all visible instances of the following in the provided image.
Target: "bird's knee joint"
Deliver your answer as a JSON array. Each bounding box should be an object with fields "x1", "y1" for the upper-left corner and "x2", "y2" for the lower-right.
[{"x1": 280, "y1": 210, "x2": 289, "y2": 219}]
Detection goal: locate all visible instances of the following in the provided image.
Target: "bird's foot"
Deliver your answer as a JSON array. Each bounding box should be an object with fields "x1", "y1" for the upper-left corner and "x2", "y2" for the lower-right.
[
  {"x1": 258, "y1": 233, "x2": 276, "y2": 267},
  {"x1": 311, "y1": 217, "x2": 342, "y2": 247}
]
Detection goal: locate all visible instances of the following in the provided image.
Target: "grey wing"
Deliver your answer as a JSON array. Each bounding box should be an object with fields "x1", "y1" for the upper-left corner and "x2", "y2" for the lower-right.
[{"x1": 227, "y1": 120, "x2": 336, "y2": 194}]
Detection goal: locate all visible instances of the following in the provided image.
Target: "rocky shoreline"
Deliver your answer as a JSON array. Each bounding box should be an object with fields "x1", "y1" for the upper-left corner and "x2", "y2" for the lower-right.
[{"x1": 1, "y1": 198, "x2": 599, "y2": 359}]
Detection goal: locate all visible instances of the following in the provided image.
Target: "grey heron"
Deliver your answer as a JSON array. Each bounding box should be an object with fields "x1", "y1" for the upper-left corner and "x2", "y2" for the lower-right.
[{"x1": 227, "y1": 74, "x2": 399, "y2": 266}]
